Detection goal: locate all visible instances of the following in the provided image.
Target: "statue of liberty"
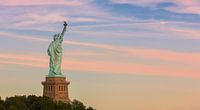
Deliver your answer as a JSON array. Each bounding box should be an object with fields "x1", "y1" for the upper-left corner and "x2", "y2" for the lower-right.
[{"x1": 47, "y1": 21, "x2": 67, "y2": 77}]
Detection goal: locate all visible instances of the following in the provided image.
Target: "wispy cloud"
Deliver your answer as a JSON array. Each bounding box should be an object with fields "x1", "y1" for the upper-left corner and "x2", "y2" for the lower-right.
[
  {"x1": 0, "y1": 0, "x2": 82, "y2": 6},
  {"x1": 110, "y1": 0, "x2": 200, "y2": 14},
  {"x1": 0, "y1": 52, "x2": 200, "y2": 77},
  {"x1": 0, "y1": 0, "x2": 200, "y2": 79},
  {"x1": 1, "y1": 31, "x2": 200, "y2": 66},
  {"x1": 0, "y1": 53, "x2": 47, "y2": 62},
  {"x1": 0, "y1": 1, "x2": 109, "y2": 32},
  {"x1": 99, "y1": 0, "x2": 200, "y2": 22},
  {"x1": 1, "y1": 1, "x2": 200, "y2": 109}
]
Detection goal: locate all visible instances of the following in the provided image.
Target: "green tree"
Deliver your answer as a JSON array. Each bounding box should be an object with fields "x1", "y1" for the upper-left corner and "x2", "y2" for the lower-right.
[
  {"x1": 87, "y1": 107, "x2": 96, "y2": 110},
  {"x1": 31, "y1": 100, "x2": 42, "y2": 110},
  {"x1": 71, "y1": 100, "x2": 86, "y2": 110},
  {"x1": 8, "y1": 105, "x2": 18, "y2": 110},
  {"x1": 1, "y1": 95, "x2": 96, "y2": 110},
  {"x1": 55, "y1": 101, "x2": 72, "y2": 110},
  {"x1": 5, "y1": 96, "x2": 28, "y2": 110},
  {"x1": 40, "y1": 96, "x2": 55, "y2": 110},
  {"x1": 26, "y1": 95, "x2": 38, "y2": 106},
  {"x1": 0, "y1": 104, "x2": 6, "y2": 110},
  {"x1": 27, "y1": 96, "x2": 55, "y2": 110}
]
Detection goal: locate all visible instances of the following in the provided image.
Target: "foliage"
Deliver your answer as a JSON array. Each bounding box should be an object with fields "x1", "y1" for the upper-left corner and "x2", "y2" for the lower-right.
[
  {"x1": 71, "y1": 100, "x2": 86, "y2": 110},
  {"x1": 0, "y1": 95, "x2": 96, "y2": 110}
]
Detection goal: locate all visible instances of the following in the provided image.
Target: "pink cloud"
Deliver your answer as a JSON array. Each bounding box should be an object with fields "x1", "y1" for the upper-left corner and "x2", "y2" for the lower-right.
[
  {"x1": 0, "y1": 52, "x2": 200, "y2": 78},
  {"x1": 72, "y1": 22, "x2": 200, "y2": 40},
  {"x1": 10, "y1": 13, "x2": 67, "y2": 30},
  {"x1": 0, "y1": 53, "x2": 48, "y2": 68},
  {"x1": 0, "y1": 0, "x2": 82, "y2": 6},
  {"x1": 1, "y1": 31, "x2": 200, "y2": 66},
  {"x1": 63, "y1": 60, "x2": 200, "y2": 77},
  {"x1": 0, "y1": 31, "x2": 50, "y2": 42},
  {"x1": 165, "y1": 0, "x2": 200, "y2": 14},
  {"x1": 65, "y1": 40, "x2": 200, "y2": 67},
  {"x1": 0, "y1": 53, "x2": 47, "y2": 62},
  {"x1": 145, "y1": 22, "x2": 200, "y2": 39},
  {"x1": 0, "y1": 60, "x2": 46, "y2": 68},
  {"x1": 69, "y1": 17, "x2": 102, "y2": 23}
]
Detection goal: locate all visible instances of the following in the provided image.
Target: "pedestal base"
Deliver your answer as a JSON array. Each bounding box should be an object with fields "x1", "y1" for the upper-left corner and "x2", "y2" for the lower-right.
[{"x1": 42, "y1": 76, "x2": 70, "y2": 103}]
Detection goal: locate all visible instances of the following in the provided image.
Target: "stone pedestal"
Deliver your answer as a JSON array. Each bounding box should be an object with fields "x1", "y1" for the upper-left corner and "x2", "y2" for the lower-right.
[{"x1": 41, "y1": 77, "x2": 70, "y2": 103}]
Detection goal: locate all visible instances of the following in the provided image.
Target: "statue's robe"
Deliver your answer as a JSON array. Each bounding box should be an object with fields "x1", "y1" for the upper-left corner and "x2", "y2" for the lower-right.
[{"x1": 47, "y1": 36, "x2": 63, "y2": 75}]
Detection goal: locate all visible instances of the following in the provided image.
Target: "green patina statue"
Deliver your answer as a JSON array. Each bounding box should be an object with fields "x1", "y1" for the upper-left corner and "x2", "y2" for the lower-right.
[{"x1": 47, "y1": 21, "x2": 67, "y2": 77}]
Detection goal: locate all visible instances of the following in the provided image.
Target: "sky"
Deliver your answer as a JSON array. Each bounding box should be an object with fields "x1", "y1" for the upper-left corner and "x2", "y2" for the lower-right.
[{"x1": 0, "y1": 0, "x2": 200, "y2": 110}]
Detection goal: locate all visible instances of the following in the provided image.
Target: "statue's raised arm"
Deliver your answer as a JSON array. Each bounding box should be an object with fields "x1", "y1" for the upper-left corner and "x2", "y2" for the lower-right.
[{"x1": 60, "y1": 21, "x2": 68, "y2": 38}]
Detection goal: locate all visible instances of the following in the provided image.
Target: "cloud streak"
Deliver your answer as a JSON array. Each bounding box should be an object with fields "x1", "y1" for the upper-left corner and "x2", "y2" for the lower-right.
[
  {"x1": 0, "y1": 0, "x2": 200, "y2": 79},
  {"x1": 0, "y1": 0, "x2": 82, "y2": 6},
  {"x1": 110, "y1": 0, "x2": 200, "y2": 14},
  {"x1": 0, "y1": 52, "x2": 200, "y2": 77},
  {"x1": 1, "y1": 31, "x2": 200, "y2": 67}
]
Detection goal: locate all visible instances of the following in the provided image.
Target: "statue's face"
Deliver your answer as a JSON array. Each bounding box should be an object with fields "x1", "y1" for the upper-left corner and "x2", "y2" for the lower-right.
[
  {"x1": 53, "y1": 33, "x2": 60, "y2": 41},
  {"x1": 57, "y1": 33, "x2": 60, "y2": 37},
  {"x1": 53, "y1": 34, "x2": 57, "y2": 41}
]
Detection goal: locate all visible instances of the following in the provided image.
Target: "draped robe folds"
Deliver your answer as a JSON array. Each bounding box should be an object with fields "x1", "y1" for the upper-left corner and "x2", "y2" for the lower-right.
[{"x1": 47, "y1": 35, "x2": 63, "y2": 75}]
